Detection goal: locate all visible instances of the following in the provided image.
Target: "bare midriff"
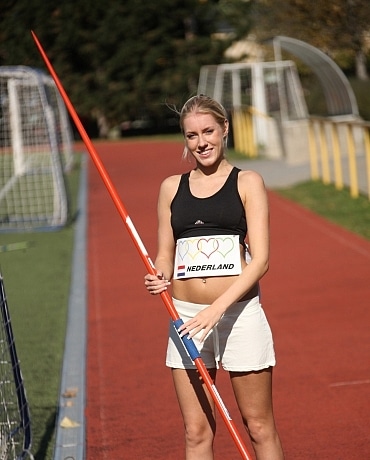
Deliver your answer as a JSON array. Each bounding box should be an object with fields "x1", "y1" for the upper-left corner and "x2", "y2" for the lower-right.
[{"x1": 172, "y1": 245, "x2": 258, "y2": 305}]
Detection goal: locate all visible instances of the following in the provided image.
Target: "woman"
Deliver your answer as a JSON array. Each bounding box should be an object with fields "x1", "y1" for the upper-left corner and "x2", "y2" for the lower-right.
[{"x1": 144, "y1": 95, "x2": 284, "y2": 459}]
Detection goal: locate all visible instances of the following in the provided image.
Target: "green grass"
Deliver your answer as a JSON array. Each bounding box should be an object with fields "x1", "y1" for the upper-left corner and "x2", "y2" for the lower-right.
[
  {"x1": 0, "y1": 153, "x2": 69, "y2": 221},
  {"x1": 276, "y1": 180, "x2": 370, "y2": 240},
  {"x1": 0, "y1": 157, "x2": 81, "y2": 459}
]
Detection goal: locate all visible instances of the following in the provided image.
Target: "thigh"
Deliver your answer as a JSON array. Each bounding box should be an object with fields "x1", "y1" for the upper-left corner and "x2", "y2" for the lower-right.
[
  {"x1": 230, "y1": 368, "x2": 274, "y2": 422},
  {"x1": 219, "y1": 297, "x2": 276, "y2": 372},
  {"x1": 166, "y1": 321, "x2": 217, "y2": 369},
  {"x1": 172, "y1": 368, "x2": 217, "y2": 432},
  {"x1": 167, "y1": 299, "x2": 218, "y2": 370}
]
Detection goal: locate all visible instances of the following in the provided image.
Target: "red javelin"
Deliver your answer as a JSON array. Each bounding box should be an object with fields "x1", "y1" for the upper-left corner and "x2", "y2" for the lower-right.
[{"x1": 31, "y1": 30, "x2": 253, "y2": 460}]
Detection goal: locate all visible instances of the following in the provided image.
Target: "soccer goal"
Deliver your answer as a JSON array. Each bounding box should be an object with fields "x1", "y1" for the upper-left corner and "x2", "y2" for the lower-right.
[{"x1": 0, "y1": 66, "x2": 74, "y2": 232}]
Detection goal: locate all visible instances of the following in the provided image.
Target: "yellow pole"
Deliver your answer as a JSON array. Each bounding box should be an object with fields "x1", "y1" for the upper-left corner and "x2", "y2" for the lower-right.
[
  {"x1": 363, "y1": 126, "x2": 370, "y2": 200},
  {"x1": 346, "y1": 124, "x2": 359, "y2": 198},
  {"x1": 331, "y1": 123, "x2": 343, "y2": 190},
  {"x1": 232, "y1": 109, "x2": 242, "y2": 154},
  {"x1": 319, "y1": 121, "x2": 331, "y2": 184},
  {"x1": 242, "y1": 109, "x2": 251, "y2": 156},
  {"x1": 308, "y1": 120, "x2": 319, "y2": 180},
  {"x1": 245, "y1": 109, "x2": 256, "y2": 157},
  {"x1": 238, "y1": 109, "x2": 246, "y2": 155}
]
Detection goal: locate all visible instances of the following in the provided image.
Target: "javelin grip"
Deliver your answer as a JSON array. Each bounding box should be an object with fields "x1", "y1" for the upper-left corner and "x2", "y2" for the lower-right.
[{"x1": 173, "y1": 319, "x2": 201, "y2": 361}]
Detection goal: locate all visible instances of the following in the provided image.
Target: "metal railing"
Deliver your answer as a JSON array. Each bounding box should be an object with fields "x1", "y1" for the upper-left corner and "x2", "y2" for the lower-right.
[
  {"x1": 308, "y1": 116, "x2": 370, "y2": 200},
  {"x1": 232, "y1": 107, "x2": 370, "y2": 200}
]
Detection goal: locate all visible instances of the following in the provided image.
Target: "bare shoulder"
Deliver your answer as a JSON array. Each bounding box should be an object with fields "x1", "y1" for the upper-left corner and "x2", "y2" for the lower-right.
[
  {"x1": 237, "y1": 170, "x2": 268, "y2": 210},
  {"x1": 160, "y1": 174, "x2": 182, "y2": 192},
  {"x1": 158, "y1": 174, "x2": 182, "y2": 203},
  {"x1": 237, "y1": 169, "x2": 266, "y2": 192}
]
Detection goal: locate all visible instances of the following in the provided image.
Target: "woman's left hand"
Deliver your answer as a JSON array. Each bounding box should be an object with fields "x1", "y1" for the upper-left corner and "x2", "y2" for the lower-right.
[{"x1": 178, "y1": 305, "x2": 224, "y2": 343}]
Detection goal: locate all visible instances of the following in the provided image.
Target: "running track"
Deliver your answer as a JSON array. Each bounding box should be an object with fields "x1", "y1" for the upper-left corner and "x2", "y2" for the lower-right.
[{"x1": 85, "y1": 140, "x2": 370, "y2": 459}]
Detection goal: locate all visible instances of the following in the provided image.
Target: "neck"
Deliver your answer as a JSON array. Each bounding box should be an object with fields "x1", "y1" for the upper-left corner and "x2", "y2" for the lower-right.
[{"x1": 195, "y1": 158, "x2": 231, "y2": 177}]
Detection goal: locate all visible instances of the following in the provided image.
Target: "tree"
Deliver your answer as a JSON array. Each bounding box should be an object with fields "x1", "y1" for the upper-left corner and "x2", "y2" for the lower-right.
[
  {"x1": 0, "y1": 0, "x2": 254, "y2": 136},
  {"x1": 252, "y1": 0, "x2": 370, "y2": 80}
]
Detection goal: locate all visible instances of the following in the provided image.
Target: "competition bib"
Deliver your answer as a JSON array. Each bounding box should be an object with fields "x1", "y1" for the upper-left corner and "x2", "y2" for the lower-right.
[{"x1": 174, "y1": 234, "x2": 242, "y2": 279}]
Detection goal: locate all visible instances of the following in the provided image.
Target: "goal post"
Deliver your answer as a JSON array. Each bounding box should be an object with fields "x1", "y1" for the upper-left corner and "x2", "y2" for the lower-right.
[
  {"x1": 198, "y1": 61, "x2": 308, "y2": 159},
  {"x1": 0, "y1": 66, "x2": 73, "y2": 232},
  {"x1": 7, "y1": 78, "x2": 25, "y2": 177}
]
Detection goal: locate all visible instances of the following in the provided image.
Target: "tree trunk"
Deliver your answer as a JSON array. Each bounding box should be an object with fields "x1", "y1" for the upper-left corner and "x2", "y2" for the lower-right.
[
  {"x1": 93, "y1": 109, "x2": 110, "y2": 138},
  {"x1": 355, "y1": 49, "x2": 368, "y2": 81}
]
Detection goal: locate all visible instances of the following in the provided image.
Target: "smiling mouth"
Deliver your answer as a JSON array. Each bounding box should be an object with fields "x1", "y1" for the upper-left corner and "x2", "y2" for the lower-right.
[{"x1": 198, "y1": 148, "x2": 213, "y2": 155}]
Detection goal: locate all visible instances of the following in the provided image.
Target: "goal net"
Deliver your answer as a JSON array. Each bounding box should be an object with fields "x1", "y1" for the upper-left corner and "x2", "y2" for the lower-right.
[
  {"x1": 0, "y1": 66, "x2": 74, "y2": 232},
  {"x1": 0, "y1": 273, "x2": 34, "y2": 459}
]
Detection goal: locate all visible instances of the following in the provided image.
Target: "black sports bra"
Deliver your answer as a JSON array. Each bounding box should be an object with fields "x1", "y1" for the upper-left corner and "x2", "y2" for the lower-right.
[{"x1": 170, "y1": 167, "x2": 247, "y2": 246}]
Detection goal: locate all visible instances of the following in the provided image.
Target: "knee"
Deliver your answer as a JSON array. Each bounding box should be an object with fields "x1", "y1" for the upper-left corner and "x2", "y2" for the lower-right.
[
  {"x1": 244, "y1": 416, "x2": 275, "y2": 445},
  {"x1": 184, "y1": 421, "x2": 214, "y2": 450}
]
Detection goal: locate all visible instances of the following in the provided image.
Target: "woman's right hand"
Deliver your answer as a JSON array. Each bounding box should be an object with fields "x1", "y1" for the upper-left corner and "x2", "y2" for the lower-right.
[{"x1": 144, "y1": 271, "x2": 171, "y2": 295}]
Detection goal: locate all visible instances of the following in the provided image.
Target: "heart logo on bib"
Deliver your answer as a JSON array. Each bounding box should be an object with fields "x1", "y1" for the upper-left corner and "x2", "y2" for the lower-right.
[
  {"x1": 197, "y1": 238, "x2": 220, "y2": 259},
  {"x1": 217, "y1": 237, "x2": 235, "y2": 258}
]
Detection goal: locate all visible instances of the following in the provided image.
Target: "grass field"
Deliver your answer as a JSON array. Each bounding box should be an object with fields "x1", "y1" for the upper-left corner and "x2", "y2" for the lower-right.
[
  {"x1": 0, "y1": 146, "x2": 368, "y2": 459},
  {"x1": 0, "y1": 156, "x2": 81, "y2": 459},
  {"x1": 276, "y1": 180, "x2": 370, "y2": 240},
  {"x1": 0, "y1": 153, "x2": 64, "y2": 227}
]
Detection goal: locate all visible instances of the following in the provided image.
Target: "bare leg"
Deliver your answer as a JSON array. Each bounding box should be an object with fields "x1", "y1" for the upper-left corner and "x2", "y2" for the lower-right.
[
  {"x1": 172, "y1": 368, "x2": 217, "y2": 460},
  {"x1": 230, "y1": 368, "x2": 284, "y2": 460}
]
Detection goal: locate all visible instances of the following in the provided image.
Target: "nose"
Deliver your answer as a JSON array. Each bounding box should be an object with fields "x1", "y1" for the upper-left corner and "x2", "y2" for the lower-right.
[{"x1": 198, "y1": 134, "x2": 208, "y2": 149}]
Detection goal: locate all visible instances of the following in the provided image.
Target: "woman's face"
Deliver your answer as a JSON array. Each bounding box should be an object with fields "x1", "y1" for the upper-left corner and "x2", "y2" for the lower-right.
[{"x1": 183, "y1": 112, "x2": 228, "y2": 166}]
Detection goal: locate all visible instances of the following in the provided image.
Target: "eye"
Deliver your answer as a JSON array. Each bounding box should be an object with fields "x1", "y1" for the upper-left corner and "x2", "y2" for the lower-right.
[{"x1": 186, "y1": 133, "x2": 196, "y2": 140}]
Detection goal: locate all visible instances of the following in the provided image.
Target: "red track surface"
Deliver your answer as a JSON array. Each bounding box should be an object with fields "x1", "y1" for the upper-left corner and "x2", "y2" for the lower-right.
[{"x1": 85, "y1": 140, "x2": 370, "y2": 459}]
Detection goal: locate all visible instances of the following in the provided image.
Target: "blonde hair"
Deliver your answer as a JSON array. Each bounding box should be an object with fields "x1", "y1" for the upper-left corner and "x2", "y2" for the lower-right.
[
  {"x1": 179, "y1": 95, "x2": 229, "y2": 161},
  {"x1": 179, "y1": 94, "x2": 228, "y2": 132}
]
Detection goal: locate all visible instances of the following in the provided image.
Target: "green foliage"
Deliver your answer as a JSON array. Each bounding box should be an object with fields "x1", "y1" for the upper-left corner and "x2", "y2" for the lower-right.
[
  {"x1": 0, "y1": 0, "x2": 253, "y2": 133},
  {"x1": 253, "y1": 0, "x2": 370, "y2": 51},
  {"x1": 252, "y1": 0, "x2": 370, "y2": 79}
]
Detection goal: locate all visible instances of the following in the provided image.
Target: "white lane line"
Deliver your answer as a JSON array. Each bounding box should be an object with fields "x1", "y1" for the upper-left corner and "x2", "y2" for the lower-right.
[{"x1": 329, "y1": 379, "x2": 370, "y2": 388}]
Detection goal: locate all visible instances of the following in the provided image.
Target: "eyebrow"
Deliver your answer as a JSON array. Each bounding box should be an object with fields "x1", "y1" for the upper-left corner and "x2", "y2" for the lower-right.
[{"x1": 185, "y1": 125, "x2": 215, "y2": 135}]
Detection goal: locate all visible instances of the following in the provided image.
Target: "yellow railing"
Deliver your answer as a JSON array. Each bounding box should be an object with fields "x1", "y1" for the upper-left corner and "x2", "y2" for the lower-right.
[
  {"x1": 308, "y1": 117, "x2": 370, "y2": 200},
  {"x1": 232, "y1": 107, "x2": 257, "y2": 158},
  {"x1": 232, "y1": 108, "x2": 370, "y2": 200}
]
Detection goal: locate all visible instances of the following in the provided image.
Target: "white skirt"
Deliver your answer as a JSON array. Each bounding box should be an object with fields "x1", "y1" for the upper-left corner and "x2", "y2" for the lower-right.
[{"x1": 166, "y1": 296, "x2": 276, "y2": 372}]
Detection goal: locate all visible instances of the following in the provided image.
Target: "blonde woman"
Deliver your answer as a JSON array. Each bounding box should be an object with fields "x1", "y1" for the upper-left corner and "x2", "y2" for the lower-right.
[{"x1": 145, "y1": 95, "x2": 284, "y2": 459}]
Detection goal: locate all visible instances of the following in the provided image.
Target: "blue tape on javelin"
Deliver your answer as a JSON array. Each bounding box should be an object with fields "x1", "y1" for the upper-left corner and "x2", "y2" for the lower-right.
[{"x1": 173, "y1": 319, "x2": 201, "y2": 361}]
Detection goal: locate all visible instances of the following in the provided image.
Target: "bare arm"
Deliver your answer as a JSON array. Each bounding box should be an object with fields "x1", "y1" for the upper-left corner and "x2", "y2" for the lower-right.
[
  {"x1": 144, "y1": 175, "x2": 180, "y2": 294},
  {"x1": 214, "y1": 169, "x2": 269, "y2": 306}
]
